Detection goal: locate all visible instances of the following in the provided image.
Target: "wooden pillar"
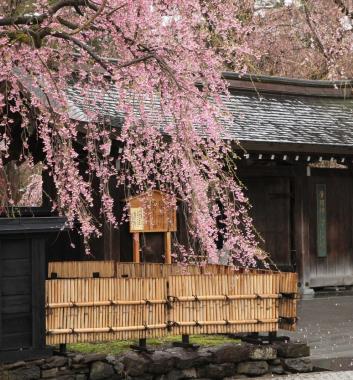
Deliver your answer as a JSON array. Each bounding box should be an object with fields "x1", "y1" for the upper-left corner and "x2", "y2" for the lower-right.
[
  {"x1": 294, "y1": 168, "x2": 311, "y2": 292},
  {"x1": 164, "y1": 231, "x2": 172, "y2": 264},
  {"x1": 133, "y1": 232, "x2": 140, "y2": 263}
]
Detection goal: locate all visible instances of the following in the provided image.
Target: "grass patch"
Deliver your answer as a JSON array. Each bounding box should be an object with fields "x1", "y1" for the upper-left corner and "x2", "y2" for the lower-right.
[{"x1": 69, "y1": 335, "x2": 238, "y2": 355}]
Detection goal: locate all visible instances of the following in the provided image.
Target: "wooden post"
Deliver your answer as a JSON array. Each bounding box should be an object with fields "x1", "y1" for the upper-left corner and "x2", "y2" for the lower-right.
[
  {"x1": 133, "y1": 232, "x2": 140, "y2": 263},
  {"x1": 59, "y1": 343, "x2": 67, "y2": 355},
  {"x1": 164, "y1": 231, "x2": 172, "y2": 264}
]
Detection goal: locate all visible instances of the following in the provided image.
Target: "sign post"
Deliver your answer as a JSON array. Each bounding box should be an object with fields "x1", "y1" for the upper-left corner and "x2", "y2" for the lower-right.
[{"x1": 126, "y1": 190, "x2": 177, "y2": 264}]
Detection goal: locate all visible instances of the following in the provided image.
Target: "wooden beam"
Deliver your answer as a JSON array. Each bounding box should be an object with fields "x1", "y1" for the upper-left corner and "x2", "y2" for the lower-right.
[
  {"x1": 237, "y1": 166, "x2": 303, "y2": 178},
  {"x1": 132, "y1": 233, "x2": 140, "y2": 263},
  {"x1": 164, "y1": 232, "x2": 172, "y2": 264},
  {"x1": 234, "y1": 140, "x2": 353, "y2": 156}
]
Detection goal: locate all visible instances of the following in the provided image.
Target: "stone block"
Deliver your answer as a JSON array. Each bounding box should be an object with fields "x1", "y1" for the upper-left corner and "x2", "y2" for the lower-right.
[
  {"x1": 181, "y1": 367, "x2": 198, "y2": 378},
  {"x1": 72, "y1": 364, "x2": 89, "y2": 371},
  {"x1": 237, "y1": 361, "x2": 269, "y2": 376},
  {"x1": 165, "y1": 347, "x2": 212, "y2": 369},
  {"x1": 274, "y1": 342, "x2": 310, "y2": 358},
  {"x1": 249, "y1": 346, "x2": 276, "y2": 360},
  {"x1": 2, "y1": 361, "x2": 26, "y2": 370},
  {"x1": 5, "y1": 365, "x2": 40, "y2": 380},
  {"x1": 122, "y1": 351, "x2": 150, "y2": 377},
  {"x1": 42, "y1": 356, "x2": 68, "y2": 369},
  {"x1": 89, "y1": 361, "x2": 115, "y2": 380},
  {"x1": 197, "y1": 362, "x2": 236, "y2": 379},
  {"x1": 132, "y1": 375, "x2": 153, "y2": 380},
  {"x1": 147, "y1": 351, "x2": 175, "y2": 374},
  {"x1": 82, "y1": 354, "x2": 106, "y2": 364},
  {"x1": 282, "y1": 357, "x2": 313, "y2": 373},
  {"x1": 270, "y1": 364, "x2": 285, "y2": 374},
  {"x1": 113, "y1": 361, "x2": 124, "y2": 376},
  {"x1": 41, "y1": 367, "x2": 59, "y2": 378},
  {"x1": 72, "y1": 355, "x2": 85, "y2": 364},
  {"x1": 209, "y1": 344, "x2": 250, "y2": 364}
]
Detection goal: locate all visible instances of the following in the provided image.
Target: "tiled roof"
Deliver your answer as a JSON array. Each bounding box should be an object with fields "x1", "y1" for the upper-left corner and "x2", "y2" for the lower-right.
[
  {"x1": 66, "y1": 85, "x2": 353, "y2": 148},
  {"x1": 224, "y1": 92, "x2": 353, "y2": 146}
]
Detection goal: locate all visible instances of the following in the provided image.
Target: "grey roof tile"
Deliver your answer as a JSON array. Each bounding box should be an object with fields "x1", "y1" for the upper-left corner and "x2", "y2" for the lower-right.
[{"x1": 66, "y1": 86, "x2": 353, "y2": 147}]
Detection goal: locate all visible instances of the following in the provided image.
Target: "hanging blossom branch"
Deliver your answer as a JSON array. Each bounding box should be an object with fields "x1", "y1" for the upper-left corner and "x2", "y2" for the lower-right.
[{"x1": 0, "y1": 0, "x2": 263, "y2": 266}]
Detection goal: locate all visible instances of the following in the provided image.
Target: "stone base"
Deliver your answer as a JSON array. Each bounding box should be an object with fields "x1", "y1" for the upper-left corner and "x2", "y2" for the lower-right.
[{"x1": 0, "y1": 341, "x2": 313, "y2": 380}]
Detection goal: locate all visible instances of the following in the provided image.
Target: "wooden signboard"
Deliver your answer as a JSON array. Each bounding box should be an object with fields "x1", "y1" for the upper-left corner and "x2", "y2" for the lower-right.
[
  {"x1": 126, "y1": 190, "x2": 177, "y2": 264},
  {"x1": 128, "y1": 190, "x2": 177, "y2": 233},
  {"x1": 316, "y1": 184, "x2": 327, "y2": 258}
]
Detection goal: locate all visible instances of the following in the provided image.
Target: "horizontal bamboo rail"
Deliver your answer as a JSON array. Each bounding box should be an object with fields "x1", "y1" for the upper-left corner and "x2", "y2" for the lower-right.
[
  {"x1": 47, "y1": 319, "x2": 281, "y2": 336},
  {"x1": 46, "y1": 293, "x2": 282, "y2": 309},
  {"x1": 46, "y1": 262, "x2": 298, "y2": 344},
  {"x1": 48, "y1": 261, "x2": 274, "y2": 279}
]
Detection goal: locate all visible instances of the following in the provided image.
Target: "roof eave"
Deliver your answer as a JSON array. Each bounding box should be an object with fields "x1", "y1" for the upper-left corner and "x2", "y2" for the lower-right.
[
  {"x1": 223, "y1": 72, "x2": 353, "y2": 98},
  {"x1": 237, "y1": 140, "x2": 353, "y2": 156}
]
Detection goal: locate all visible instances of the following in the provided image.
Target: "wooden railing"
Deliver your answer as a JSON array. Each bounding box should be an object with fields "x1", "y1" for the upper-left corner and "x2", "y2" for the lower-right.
[{"x1": 46, "y1": 262, "x2": 298, "y2": 345}]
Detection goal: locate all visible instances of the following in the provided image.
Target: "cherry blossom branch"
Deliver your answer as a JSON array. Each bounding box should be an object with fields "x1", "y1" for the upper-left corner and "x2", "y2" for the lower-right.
[
  {"x1": 302, "y1": 2, "x2": 328, "y2": 59},
  {"x1": 0, "y1": 0, "x2": 98, "y2": 27},
  {"x1": 49, "y1": 31, "x2": 112, "y2": 73},
  {"x1": 333, "y1": 0, "x2": 353, "y2": 19}
]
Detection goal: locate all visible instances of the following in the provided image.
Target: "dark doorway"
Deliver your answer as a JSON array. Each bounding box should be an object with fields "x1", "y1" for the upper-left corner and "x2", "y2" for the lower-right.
[{"x1": 244, "y1": 177, "x2": 293, "y2": 270}]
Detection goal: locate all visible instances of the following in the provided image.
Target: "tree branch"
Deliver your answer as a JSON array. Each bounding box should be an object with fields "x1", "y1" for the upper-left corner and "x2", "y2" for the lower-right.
[
  {"x1": 116, "y1": 54, "x2": 155, "y2": 69},
  {"x1": 0, "y1": 0, "x2": 98, "y2": 27},
  {"x1": 302, "y1": 2, "x2": 328, "y2": 59},
  {"x1": 333, "y1": 0, "x2": 353, "y2": 19},
  {"x1": 50, "y1": 31, "x2": 112, "y2": 73}
]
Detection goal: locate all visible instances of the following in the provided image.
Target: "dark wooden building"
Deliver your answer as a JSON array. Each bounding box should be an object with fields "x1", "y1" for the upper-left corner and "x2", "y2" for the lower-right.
[
  {"x1": 3, "y1": 73, "x2": 353, "y2": 294},
  {"x1": 225, "y1": 73, "x2": 353, "y2": 293}
]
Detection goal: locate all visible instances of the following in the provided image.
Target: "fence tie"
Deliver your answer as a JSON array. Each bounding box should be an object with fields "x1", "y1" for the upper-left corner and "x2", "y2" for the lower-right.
[
  {"x1": 70, "y1": 328, "x2": 76, "y2": 334},
  {"x1": 70, "y1": 300, "x2": 77, "y2": 308},
  {"x1": 193, "y1": 294, "x2": 200, "y2": 302},
  {"x1": 144, "y1": 323, "x2": 149, "y2": 331},
  {"x1": 109, "y1": 299, "x2": 115, "y2": 306},
  {"x1": 166, "y1": 320, "x2": 177, "y2": 331},
  {"x1": 167, "y1": 295, "x2": 178, "y2": 303},
  {"x1": 279, "y1": 316, "x2": 298, "y2": 324},
  {"x1": 108, "y1": 326, "x2": 114, "y2": 333},
  {"x1": 224, "y1": 319, "x2": 230, "y2": 325},
  {"x1": 166, "y1": 298, "x2": 173, "y2": 309},
  {"x1": 255, "y1": 294, "x2": 263, "y2": 300},
  {"x1": 224, "y1": 294, "x2": 230, "y2": 302},
  {"x1": 144, "y1": 299, "x2": 152, "y2": 306},
  {"x1": 194, "y1": 320, "x2": 202, "y2": 327}
]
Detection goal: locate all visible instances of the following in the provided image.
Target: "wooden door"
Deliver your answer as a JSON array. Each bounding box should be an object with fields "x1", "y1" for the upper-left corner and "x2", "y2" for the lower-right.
[
  {"x1": 308, "y1": 174, "x2": 353, "y2": 288},
  {"x1": 245, "y1": 177, "x2": 293, "y2": 270},
  {"x1": 0, "y1": 238, "x2": 33, "y2": 350},
  {"x1": 0, "y1": 236, "x2": 46, "y2": 361}
]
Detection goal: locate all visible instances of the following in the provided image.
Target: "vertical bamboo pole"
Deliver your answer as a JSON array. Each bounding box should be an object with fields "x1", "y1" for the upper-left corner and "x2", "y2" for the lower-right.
[
  {"x1": 164, "y1": 231, "x2": 172, "y2": 264},
  {"x1": 133, "y1": 232, "x2": 140, "y2": 263}
]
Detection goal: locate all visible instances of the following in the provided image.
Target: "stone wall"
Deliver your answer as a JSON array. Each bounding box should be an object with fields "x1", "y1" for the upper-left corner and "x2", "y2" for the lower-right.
[{"x1": 0, "y1": 341, "x2": 312, "y2": 380}]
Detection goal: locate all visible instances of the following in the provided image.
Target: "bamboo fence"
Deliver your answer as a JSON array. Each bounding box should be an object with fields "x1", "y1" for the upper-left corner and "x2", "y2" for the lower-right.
[
  {"x1": 46, "y1": 262, "x2": 298, "y2": 345},
  {"x1": 48, "y1": 261, "x2": 270, "y2": 279}
]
